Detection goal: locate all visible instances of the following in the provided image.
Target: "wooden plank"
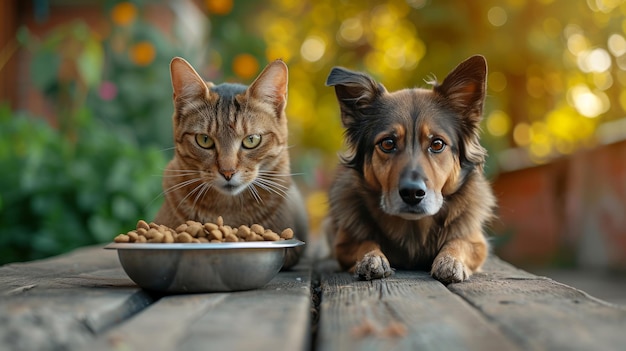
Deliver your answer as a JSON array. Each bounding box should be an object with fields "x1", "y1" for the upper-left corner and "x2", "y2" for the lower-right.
[
  {"x1": 90, "y1": 262, "x2": 313, "y2": 351},
  {"x1": 0, "y1": 246, "x2": 154, "y2": 351},
  {"x1": 448, "y1": 256, "x2": 626, "y2": 351},
  {"x1": 315, "y1": 260, "x2": 520, "y2": 351},
  {"x1": 178, "y1": 265, "x2": 312, "y2": 351}
]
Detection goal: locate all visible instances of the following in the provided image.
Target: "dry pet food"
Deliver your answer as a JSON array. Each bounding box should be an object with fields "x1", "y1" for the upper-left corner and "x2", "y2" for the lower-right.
[{"x1": 114, "y1": 217, "x2": 294, "y2": 244}]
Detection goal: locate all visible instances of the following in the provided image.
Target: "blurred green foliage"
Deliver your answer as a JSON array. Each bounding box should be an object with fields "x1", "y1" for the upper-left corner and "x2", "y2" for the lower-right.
[
  {"x1": 0, "y1": 7, "x2": 178, "y2": 264},
  {"x1": 0, "y1": 104, "x2": 166, "y2": 264}
]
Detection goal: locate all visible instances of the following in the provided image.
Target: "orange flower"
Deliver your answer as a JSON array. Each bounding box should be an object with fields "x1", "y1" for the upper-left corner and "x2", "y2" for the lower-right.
[
  {"x1": 232, "y1": 54, "x2": 259, "y2": 80},
  {"x1": 205, "y1": 0, "x2": 233, "y2": 15},
  {"x1": 130, "y1": 41, "x2": 156, "y2": 66},
  {"x1": 111, "y1": 2, "x2": 137, "y2": 26}
]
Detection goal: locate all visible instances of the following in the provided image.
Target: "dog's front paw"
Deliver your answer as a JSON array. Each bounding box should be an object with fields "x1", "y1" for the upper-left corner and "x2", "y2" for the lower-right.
[
  {"x1": 431, "y1": 254, "x2": 469, "y2": 284},
  {"x1": 355, "y1": 251, "x2": 393, "y2": 280}
]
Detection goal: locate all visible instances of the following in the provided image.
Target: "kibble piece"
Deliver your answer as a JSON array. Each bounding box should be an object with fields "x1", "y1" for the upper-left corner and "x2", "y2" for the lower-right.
[
  {"x1": 251, "y1": 233, "x2": 264, "y2": 242},
  {"x1": 224, "y1": 233, "x2": 239, "y2": 242},
  {"x1": 204, "y1": 222, "x2": 218, "y2": 232},
  {"x1": 136, "y1": 220, "x2": 150, "y2": 231},
  {"x1": 164, "y1": 231, "x2": 174, "y2": 243},
  {"x1": 262, "y1": 231, "x2": 280, "y2": 242},
  {"x1": 145, "y1": 228, "x2": 160, "y2": 239},
  {"x1": 116, "y1": 218, "x2": 296, "y2": 245},
  {"x1": 149, "y1": 231, "x2": 165, "y2": 243},
  {"x1": 128, "y1": 231, "x2": 139, "y2": 242},
  {"x1": 187, "y1": 224, "x2": 203, "y2": 237},
  {"x1": 280, "y1": 228, "x2": 294, "y2": 240},
  {"x1": 250, "y1": 224, "x2": 264, "y2": 235},
  {"x1": 114, "y1": 234, "x2": 130, "y2": 243},
  {"x1": 219, "y1": 225, "x2": 232, "y2": 238},
  {"x1": 237, "y1": 225, "x2": 251, "y2": 239},
  {"x1": 208, "y1": 229, "x2": 223, "y2": 241},
  {"x1": 177, "y1": 232, "x2": 193, "y2": 243}
]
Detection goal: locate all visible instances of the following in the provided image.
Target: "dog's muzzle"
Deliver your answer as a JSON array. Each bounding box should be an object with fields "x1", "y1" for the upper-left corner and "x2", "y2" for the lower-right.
[{"x1": 399, "y1": 178, "x2": 427, "y2": 206}]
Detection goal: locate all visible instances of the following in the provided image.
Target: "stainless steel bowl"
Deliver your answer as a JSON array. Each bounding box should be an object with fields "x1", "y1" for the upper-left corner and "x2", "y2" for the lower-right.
[{"x1": 105, "y1": 239, "x2": 305, "y2": 293}]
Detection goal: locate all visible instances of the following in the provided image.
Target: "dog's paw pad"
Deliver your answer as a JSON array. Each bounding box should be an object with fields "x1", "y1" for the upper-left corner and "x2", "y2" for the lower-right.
[
  {"x1": 355, "y1": 252, "x2": 393, "y2": 280},
  {"x1": 431, "y1": 254, "x2": 469, "y2": 284}
]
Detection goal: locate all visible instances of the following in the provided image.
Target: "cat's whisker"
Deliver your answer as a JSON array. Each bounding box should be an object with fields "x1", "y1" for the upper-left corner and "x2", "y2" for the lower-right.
[
  {"x1": 255, "y1": 177, "x2": 289, "y2": 192},
  {"x1": 162, "y1": 177, "x2": 203, "y2": 196},
  {"x1": 163, "y1": 169, "x2": 203, "y2": 174},
  {"x1": 158, "y1": 173, "x2": 201, "y2": 178},
  {"x1": 191, "y1": 182, "x2": 212, "y2": 213},
  {"x1": 258, "y1": 170, "x2": 302, "y2": 177},
  {"x1": 253, "y1": 178, "x2": 289, "y2": 199},
  {"x1": 247, "y1": 184, "x2": 263, "y2": 204},
  {"x1": 158, "y1": 169, "x2": 204, "y2": 178},
  {"x1": 175, "y1": 180, "x2": 209, "y2": 212}
]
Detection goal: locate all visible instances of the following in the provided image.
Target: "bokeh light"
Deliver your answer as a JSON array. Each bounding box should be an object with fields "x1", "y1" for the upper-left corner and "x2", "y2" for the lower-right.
[
  {"x1": 130, "y1": 41, "x2": 156, "y2": 66},
  {"x1": 232, "y1": 54, "x2": 260, "y2": 79},
  {"x1": 111, "y1": 2, "x2": 136, "y2": 27}
]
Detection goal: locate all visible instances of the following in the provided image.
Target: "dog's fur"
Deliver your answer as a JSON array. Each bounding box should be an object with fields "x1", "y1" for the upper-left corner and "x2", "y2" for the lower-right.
[{"x1": 324, "y1": 55, "x2": 496, "y2": 284}]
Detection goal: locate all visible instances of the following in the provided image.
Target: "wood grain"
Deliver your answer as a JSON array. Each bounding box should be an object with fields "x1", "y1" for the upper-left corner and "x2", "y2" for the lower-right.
[
  {"x1": 0, "y1": 246, "x2": 153, "y2": 351},
  {"x1": 449, "y1": 256, "x2": 626, "y2": 351},
  {"x1": 2, "y1": 246, "x2": 626, "y2": 351},
  {"x1": 90, "y1": 265, "x2": 313, "y2": 351},
  {"x1": 316, "y1": 260, "x2": 520, "y2": 351}
]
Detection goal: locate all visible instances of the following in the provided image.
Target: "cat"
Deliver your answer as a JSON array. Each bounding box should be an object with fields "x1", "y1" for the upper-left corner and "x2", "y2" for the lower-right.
[{"x1": 154, "y1": 57, "x2": 308, "y2": 269}]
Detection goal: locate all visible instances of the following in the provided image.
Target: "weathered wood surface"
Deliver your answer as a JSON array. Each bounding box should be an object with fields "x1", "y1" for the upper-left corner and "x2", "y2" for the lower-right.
[
  {"x1": 315, "y1": 260, "x2": 521, "y2": 351},
  {"x1": 0, "y1": 245, "x2": 311, "y2": 351},
  {"x1": 1, "y1": 246, "x2": 626, "y2": 351},
  {"x1": 0, "y1": 247, "x2": 153, "y2": 351},
  {"x1": 90, "y1": 267, "x2": 312, "y2": 351},
  {"x1": 448, "y1": 257, "x2": 626, "y2": 351}
]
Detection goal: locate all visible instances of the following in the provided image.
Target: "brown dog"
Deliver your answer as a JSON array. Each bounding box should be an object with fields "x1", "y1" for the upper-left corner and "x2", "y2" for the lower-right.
[{"x1": 324, "y1": 55, "x2": 496, "y2": 284}]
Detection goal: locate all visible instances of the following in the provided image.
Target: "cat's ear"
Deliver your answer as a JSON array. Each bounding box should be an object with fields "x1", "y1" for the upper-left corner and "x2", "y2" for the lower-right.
[
  {"x1": 170, "y1": 57, "x2": 209, "y2": 101},
  {"x1": 246, "y1": 60, "x2": 288, "y2": 116}
]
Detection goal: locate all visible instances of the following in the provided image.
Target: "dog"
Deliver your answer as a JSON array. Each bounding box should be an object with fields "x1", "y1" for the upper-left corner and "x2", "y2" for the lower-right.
[{"x1": 324, "y1": 55, "x2": 496, "y2": 284}]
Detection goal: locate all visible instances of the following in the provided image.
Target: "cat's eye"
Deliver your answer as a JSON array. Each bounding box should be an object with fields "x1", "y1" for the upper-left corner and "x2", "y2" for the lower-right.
[
  {"x1": 242, "y1": 134, "x2": 261, "y2": 149},
  {"x1": 429, "y1": 138, "x2": 446, "y2": 153},
  {"x1": 195, "y1": 134, "x2": 215, "y2": 149}
]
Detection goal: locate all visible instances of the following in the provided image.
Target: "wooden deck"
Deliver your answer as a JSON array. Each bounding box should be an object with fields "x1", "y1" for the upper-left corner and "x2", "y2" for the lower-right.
[{"x1": 1, "y1": 245, "x2": 625, "y2": 351}]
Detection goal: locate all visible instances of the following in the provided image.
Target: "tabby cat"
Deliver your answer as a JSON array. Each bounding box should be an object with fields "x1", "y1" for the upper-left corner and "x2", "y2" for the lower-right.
[{"x1": 154, "y1": 57, "x2": 308, "y2": 269}]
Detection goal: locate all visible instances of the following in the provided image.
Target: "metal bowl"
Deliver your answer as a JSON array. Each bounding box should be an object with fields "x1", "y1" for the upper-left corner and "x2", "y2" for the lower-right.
[{"x1": 105, "y1": 239, "x2": 305, "y2": 293}]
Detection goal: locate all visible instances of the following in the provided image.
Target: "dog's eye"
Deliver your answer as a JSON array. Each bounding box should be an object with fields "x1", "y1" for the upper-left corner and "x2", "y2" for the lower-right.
[
  {"x1": 429, "y1": 139, "x2": 446, "y2": 153},
  {"x1": 379, "y1": 138, "x2": 397, "y2": 153}
]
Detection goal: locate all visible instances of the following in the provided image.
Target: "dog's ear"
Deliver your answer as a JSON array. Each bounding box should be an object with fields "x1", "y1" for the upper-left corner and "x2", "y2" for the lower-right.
[
  {"x1": 434, "y1": 55, "x2": 487, "y2": 123},
  {"x1": 435, "y1": 55, "x2": 488, "y2": 171},
  {"x1": 326, "y1": 67, "x2": 386, "y2": 127}
]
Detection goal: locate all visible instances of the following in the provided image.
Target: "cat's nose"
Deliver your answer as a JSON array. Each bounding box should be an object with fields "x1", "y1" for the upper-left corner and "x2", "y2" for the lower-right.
[{"x1": 219, "y1": 169, "x2": 236, "y2": 181}]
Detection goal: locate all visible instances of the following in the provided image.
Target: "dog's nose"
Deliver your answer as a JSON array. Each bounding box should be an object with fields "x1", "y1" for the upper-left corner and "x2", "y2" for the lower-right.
[{"x1": 399, "y1": 178, "x2": 427, "y2": 205}]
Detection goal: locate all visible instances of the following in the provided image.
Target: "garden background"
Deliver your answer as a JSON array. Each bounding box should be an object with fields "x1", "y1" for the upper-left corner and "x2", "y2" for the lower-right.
[{"x1": 1, "y1": 0, "x2": 625, "y2": 279}]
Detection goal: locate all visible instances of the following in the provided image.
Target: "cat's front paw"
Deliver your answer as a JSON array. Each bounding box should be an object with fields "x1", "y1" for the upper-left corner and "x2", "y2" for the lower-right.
[
  {"x1": 355, "y1": 251, "x2": 393, "y2": 280},
  {"x1": 431, "y1": 254, "x2": 469, "y2": 284}
]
